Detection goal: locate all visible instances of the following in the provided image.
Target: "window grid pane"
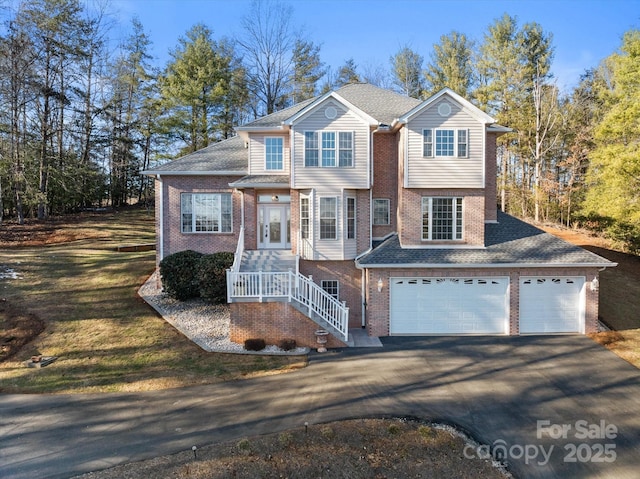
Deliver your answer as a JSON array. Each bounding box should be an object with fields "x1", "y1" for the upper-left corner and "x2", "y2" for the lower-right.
[
  {"x1": 435, "y1": 130, "x2": 454, "y2": 156},
  {"x1": 265, "y1": 137, "x2": 283, "y2": 170},
  {"x1": 421, "y1": 197, "x2": 430, "y2": 240},
  {"x1": 423, "y1": 129, "x2": 433, "y2": 157},
  {"x1": 181, "y1": 193, "x2": 232, "y2": 233},
  {"x1": 300, "y1": 197, "x2": 309, "y2": 239},
  {"x1": 321, "y1": 132, "x2": 336, "y2": 167},
  {"x1": 320, "y1": 197, "x2": 337, "y2": 239},
  {"x1": 457, "y1": 130, "x2": 467, "y2": 157},
  {"x1": 338, "y1": 132, "x2": 353, "y2": 167},
  {"x1": 347, "y1": 197, "x2": 356, "y2": 239},
  {"x1": 304, "y1": 132, "x2": 318, "y2": 167},
  {"x1": 422, "y1": 197, "x2": 462, "y2": 240},
  {"x1": 373, "y1": 199, "x2": 390, "y2": 225},
  {"x1": 456, "y1": 198, "x2": 463, "y2": 239},
  {"x1": 321, "y1": 280, "x2": 339, "y2": 300}
]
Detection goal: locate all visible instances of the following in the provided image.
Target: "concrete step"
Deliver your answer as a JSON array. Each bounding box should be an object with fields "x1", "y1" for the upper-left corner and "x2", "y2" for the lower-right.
[{"x1": 240, "y1": 250, "x2": 296, "y2": 272}]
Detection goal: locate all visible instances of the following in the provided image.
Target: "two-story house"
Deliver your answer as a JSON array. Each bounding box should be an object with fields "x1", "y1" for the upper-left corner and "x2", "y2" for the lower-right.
[{"x1": 145, "y1": 83, "x2": 615, "y2": 348}]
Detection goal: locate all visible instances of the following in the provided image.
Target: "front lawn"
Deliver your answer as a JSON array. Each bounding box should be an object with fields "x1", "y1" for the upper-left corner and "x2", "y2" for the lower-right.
[{"x1": 0, "y1": 208, "x2": 304, "y2": 394}]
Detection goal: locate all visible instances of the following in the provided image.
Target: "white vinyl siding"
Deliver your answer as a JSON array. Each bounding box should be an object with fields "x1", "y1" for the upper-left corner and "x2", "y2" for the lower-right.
[
  {"x1": 407, "y1": 99, "x2": 483, "y2": 188},
  {"x1": 292, "y1": 100, "x2": 369, "y2": 189}
]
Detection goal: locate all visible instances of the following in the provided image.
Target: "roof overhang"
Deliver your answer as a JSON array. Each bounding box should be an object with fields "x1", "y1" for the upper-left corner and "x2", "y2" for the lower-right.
[
  {"x1": 142, "y1": 170, "x2": 247, "y2": 177},
  {"x1": 356, "y1": 261, "x2": 618, "y2": 269}
]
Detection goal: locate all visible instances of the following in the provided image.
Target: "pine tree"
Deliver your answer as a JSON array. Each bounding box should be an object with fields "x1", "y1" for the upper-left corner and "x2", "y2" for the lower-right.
[
  {"x1": 423, "y1": 31, "x2": 475, "y2": 98},
  {"x1": 390, "y1": 46, "x2": 424, "y2": 98}
]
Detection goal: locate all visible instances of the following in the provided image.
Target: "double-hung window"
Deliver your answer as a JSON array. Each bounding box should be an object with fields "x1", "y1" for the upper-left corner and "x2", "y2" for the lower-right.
[
  {"x1": 181, "y1": 193, "x2": 232, "y2": 233},
  {"x1": 321, "y1": 280, "x2": 339, "y2": 300},
  {"x1": 319, "y1": 197, "x2": 337, "y2": 240},
  {"x1": 373, "y1": 199, "x2": 390, "y2": 225},
  {"x1": 422, "y1": 197, "x2": 462, "y2": 241},
  {"x1": 423, "y1": 129, "x2": 468, "y2": 158},
  {"x1": 300, "y1": 197, "x2": 310, "y2": 239},
  {"x1": 305, "y1": 131, "x2": 353, "y2": 167},
  {"x1": 265, "y1": 137, "x2": 283, "y2": 170},
  {"x1": 346, "y1": 197, "x2": 356, "y2": 239}
]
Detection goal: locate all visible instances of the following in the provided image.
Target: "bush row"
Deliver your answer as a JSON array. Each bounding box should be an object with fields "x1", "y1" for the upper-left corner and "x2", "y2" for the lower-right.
[{"x1": 159, "y1": 250, "x2": 234, "y2": 303}]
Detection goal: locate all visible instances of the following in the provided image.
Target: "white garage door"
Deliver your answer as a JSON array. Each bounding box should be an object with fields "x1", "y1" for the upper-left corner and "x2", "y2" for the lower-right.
[
  {"x1": 390, "y1": 277, "x2": 509, "y2": 334},
  {"x1": 519, "y1": 277, "x2": 585, "y2": 334}
]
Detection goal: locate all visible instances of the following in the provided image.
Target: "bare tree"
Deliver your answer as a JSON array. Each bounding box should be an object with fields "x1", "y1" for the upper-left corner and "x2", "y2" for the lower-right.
[{"x1": 237, "y1": 0, "x2": 296, "y2": 116}]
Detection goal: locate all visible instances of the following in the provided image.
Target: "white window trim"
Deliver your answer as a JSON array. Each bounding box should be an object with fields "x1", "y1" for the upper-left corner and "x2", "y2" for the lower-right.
[
  {"x1": 264, "y1": 136, "x2": 284, "y2": 171},
  {"x1": 373, "y1": 198, "x2": 390, "y2": 226},
  {"x1": 346, "y1": 196, "x2": 356, "y2": 240},
  {"x1": 304, "y1": 130, "x2": 354, "y2": 168},
  {"x1": 319, "y1": 196, "x2": 338, "y2": 240},
  {"x1": 300, "y1": 195, "x2": 310, "y2": 240},
  {"x1": 181, "y1": 192, "x2": 233, "y2": 234},
  {"x1": 422, "y1": 129, "x2": 469, "y2": 158},
  {"x1": 421, "y1": 196, "x2": 463, "y2": 241},
  {"x1": 321, "y1": 280, "x2": 340, "y2": 300}
]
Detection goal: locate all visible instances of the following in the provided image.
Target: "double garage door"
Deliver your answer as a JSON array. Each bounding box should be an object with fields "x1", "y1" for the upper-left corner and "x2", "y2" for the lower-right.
[{"x1": 389, "y1": 276, "x2": 585, "y2": 335}]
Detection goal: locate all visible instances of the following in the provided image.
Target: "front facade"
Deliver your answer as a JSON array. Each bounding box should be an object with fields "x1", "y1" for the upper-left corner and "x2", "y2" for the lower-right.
[{"x1": 146, "y1": 84, "x2": 614, "y2": 348}]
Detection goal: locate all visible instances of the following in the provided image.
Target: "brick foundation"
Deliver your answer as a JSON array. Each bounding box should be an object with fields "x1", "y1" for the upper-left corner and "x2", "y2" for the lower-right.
[{"x1": 230, "y1": 302, "x2": 347, "y2": 349}]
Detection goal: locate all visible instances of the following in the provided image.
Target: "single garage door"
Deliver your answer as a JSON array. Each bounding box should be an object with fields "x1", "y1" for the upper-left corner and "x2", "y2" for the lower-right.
[
  {"x1": 390, "y1": 277, "x2": 509, "y2": 334},
  {"x1": 519, "y1": 276, "x2": 585, "y2": 333}
]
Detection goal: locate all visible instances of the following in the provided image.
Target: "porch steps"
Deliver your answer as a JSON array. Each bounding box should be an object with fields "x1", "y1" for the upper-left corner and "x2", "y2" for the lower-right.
[{"x1": 239, "y1": 250, "x2": 297, "y2": 273}]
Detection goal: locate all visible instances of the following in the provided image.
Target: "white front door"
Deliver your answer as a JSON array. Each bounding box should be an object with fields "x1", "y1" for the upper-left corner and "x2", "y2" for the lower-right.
[{"x1": 259, "y1": 205, "x2": 290, "y2": 249}]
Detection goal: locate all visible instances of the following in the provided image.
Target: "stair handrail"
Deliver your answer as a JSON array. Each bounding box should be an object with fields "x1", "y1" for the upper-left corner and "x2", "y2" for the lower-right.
[{"x1": 231, "y1": 226, "x2": 245, "y2": 273}]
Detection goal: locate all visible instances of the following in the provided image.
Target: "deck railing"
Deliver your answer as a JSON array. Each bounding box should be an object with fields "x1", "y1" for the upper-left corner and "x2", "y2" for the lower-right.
[{"x1": 226, "y1": 269, "x2": 349, "y2": 341}]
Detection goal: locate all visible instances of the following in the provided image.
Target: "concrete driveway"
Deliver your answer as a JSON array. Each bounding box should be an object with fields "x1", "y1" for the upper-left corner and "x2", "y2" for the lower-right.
[{"x1": 1, "y1": 335, "x2": 639, "y2": 479}]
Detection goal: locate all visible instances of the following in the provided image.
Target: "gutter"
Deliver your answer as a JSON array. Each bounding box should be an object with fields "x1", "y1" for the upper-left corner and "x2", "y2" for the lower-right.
[{"x1": 356, "y1": 261, "x2": 618, "y2": 269}]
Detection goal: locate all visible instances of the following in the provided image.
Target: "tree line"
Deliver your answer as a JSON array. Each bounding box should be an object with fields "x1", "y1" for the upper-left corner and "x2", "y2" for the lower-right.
[{"x1": 0, "y1": 0, "x2": 638, "y2": 251}]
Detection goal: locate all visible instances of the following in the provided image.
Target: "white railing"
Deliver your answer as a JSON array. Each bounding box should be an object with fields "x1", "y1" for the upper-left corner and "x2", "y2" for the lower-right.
[
  {"x1": 231, "y1": 226, "x2": 245, "y2": 273},
  {"x1": 226, "y1": 270, "x2": 349, "y2": 341}
]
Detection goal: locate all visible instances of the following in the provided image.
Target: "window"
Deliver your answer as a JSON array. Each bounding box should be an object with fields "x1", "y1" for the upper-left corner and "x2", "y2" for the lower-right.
[
  {"x1": 304, "y1": 132, "x2": 318, "y2": 167},
  {"x1": 181, "y1": 193, "x2": 232, "y2": 233},
  {"x1": 422, "y1": 197, "x2": 462, "y2": 240},
  {"x1": 321, "y1": 280, "x2": 339, "y2": 300},
  {"x1": 423, "y1": 129, "x2": 468, "y2": 158},
  {"x1": 305, "y1": 131, "x2": 353, "y2": 167},
  {"x1": 300, "y1": 197, "x2": 310, "y2": 239},
  {"x1": 319, "y1": 197, "x2": 337, "y2": 239},
  {"x1": 265, "y1": 137, "x2": 283, "y2": 170},
  {"x1": 338, "y1": 132, "x2": 353, "y2": 167},
  {"x1": 321, "y1": 132, "x2": 336, "y2": 167},
  {"x1": 373, "y1": 199, "x2": 390, "y2": 225},
  {"x1": 346, "y1": 197, "x2": 356, "y2": 239}
]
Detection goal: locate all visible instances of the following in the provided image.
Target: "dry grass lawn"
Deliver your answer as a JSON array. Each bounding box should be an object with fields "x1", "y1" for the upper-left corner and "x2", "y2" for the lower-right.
[{"x1": 72, "y1": 418, "x2": 509, "y2": 479}]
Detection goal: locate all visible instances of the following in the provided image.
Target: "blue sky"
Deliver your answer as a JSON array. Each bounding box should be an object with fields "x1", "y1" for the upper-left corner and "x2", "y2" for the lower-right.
[{"x1": 111, "y1": 0, "x2": 640, "y2": 92}]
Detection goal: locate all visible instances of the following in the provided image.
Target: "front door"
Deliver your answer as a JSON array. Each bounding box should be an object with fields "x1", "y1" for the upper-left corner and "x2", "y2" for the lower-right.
[{"x1": 259, "y1": 205, "x2": 290, "y2": 249}]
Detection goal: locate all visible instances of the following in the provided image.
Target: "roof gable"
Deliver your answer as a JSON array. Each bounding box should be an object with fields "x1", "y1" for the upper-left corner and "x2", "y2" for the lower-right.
[
  {"x1": 399, "y1": 88, "x2": 496, "y2": 125},
  {"x1": 284, "y1": 90, "x2": 378, "y2": 127}
]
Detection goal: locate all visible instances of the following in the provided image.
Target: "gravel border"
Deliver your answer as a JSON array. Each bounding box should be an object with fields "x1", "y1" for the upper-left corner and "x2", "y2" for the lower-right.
[{"x1": 138, "y1": 271, "x2": 309, "y2": 356}]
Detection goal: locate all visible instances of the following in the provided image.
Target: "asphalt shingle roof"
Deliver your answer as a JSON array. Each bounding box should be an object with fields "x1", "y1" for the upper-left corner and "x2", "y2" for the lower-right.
[
  {"x1": 357, "y1": 211, "x2": 613, "y2": 267},
  {"x1": 144, "y1": 135, "x2": 247, "y2": 174},
  {"x1": 336, "y1": 83, "x2": 422, "y2": 125},
  {"x1": 230, "y1": 175, "x2": 290, "y2": 187}
]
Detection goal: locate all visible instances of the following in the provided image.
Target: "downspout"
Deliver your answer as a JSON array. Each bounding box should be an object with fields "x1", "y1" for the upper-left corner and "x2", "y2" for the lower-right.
[{"x1": 158, "y1": 174, "x2": 164, "y2": 262}]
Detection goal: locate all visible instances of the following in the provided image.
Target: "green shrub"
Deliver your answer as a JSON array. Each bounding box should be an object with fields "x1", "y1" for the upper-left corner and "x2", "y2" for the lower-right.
[
  {"x1": 197, "y1": 252, "x2": 235, "y2": 303},
  {"x1": 244, "y1": 338, "x2": 266, "y2": 351},
  {"x1": 159, "y1": 250, "x2": 203, "y2": 300},
  {"x1": 278, "y1": 338, "x2": 297, "y2": 351}
]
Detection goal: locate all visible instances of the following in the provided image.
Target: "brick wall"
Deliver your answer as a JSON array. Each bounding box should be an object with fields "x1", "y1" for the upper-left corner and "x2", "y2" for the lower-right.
[
  {"x1": 398, "y1": 188, "x2": 485, "y2": 246},
  {"x1": 372, "y1": 132, "x2": 398, "y2": 239},
  {"x1": 365, "y1": 267, "x2": 600, "y2": 336},
  {"x1": 299, "y1": 259, "x2": 363, "y2": 328},
  {"x1": 485, "y1": 133, "x2": 498, "y2": 222},
  {"x1": 160, "y1": 175, "x2": 243, "y2": 261},
  {"x1": 230, "y1": 302, "x2": 347, "y2": 349}
]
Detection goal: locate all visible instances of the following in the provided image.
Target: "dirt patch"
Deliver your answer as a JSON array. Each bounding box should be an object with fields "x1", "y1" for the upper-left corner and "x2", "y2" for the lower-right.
[
  {"x1": 0, "y1": 299, "x2": 45, "y2": 362},
  {"x1": 73, "y1": 418, "x2": 509, "y2": 479}
]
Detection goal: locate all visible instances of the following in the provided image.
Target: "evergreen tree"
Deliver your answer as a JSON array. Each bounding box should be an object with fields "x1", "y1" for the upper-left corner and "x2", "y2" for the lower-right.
[
  {"x1": 291, "y1": 39, "x2": 325, "y2": 103},
  {"x1": 423, "y1": 31, "x2": 475, "y2": 97},
  {"x1": 390, "y1": 46, "x2": 424, "y2": 98}
]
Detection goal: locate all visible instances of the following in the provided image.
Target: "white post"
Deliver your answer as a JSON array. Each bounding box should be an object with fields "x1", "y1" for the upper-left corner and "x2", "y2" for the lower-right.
[
  {"x1": 307, "y1": 275, "x2": 313, "y2": 316},
  {"x1": 259, "y1": 271, "x2": 263, "y2": 302}
]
